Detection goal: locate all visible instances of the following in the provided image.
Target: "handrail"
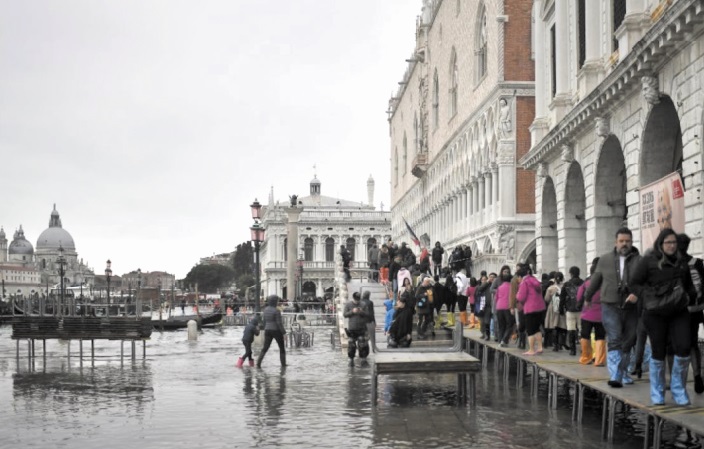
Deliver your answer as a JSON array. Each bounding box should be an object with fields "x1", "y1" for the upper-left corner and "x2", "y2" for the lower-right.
[{"x1": 370, "y1": 320, "x2": 464, "y2": 353}]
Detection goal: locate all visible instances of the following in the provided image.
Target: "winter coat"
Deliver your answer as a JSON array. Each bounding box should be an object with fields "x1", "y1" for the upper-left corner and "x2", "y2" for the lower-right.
[
  {"x1": 431, "y1": 246, "x2": 444, "y2": 264},
  {"x1": 343, "y1": 299, "x2": 369, "y2": 331},
  {"x1": 474, "y1": 283, "x2": 491, "y2": 316},
  {"x1": 584, "y1": 247, "x2": 641, "y2": 306},
  {"x1": 262, "y1": 297, "x2": 286, "y2": 334},
  {"x1": 415, "y1": 285, "x2": 434, "y2": 315},
  {"x1": 494, "y1": 282, "x2": 511, "y2": 311},
  {"x1": 360, "y1": 296, "x2": 376, "y2": 324},
  {"x1": 630, "y1": 252, "x2": 696, "y2": 309},
  {"x1": 516, "y1": 275, "x2": 546, "y2": 315},
  {"x1": 577, "y1": 278, "x2": 602, "y2": 323},
  {"x1": 378, "y1": 248, "x2": 390, "y2": 268},
  {"x1": 544, "y1": 284, "x2": 567, "y2": 329},
  {"x1": 389, "y1": 304, "x2": 414, "y2": 343},
  {"x1": 242, "y1": 316, "x2": 261, "y2": 343},
  {"x1": 454, "y1": 271, "x2": 468, "y2": 298},
  {"x1": 561, "y1": 277, "x2": 584, "y2": 313},
  {"x1": 368, "y1": 247, "x2": 380, "y2": 265}
]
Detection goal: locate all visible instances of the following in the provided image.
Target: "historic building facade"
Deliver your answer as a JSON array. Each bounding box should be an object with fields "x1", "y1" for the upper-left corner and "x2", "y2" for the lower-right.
[
  {"x1": 523, "y1": 0, "x2": 704, "y2": 273},
  {"x1": 0, "y1": 205, "x2": 95, "y2": 298},
  {"x1": 259, "y1": 176, "x2": 391, "y2": 299},
  {"x1": 389, "y1": 0, "x2": 536, "y2": 275}
]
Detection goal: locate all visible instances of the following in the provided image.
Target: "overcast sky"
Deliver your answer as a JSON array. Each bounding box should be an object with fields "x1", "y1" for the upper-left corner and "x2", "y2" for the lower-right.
[{"x1": 0, "y1": 0, "x2": 420, "y2": 278}]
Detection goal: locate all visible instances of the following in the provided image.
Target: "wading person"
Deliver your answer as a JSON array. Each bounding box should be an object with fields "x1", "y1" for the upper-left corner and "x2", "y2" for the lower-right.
[
  {"x1": 237, "y1": 315, "x2": 261, "y2": 368},
  {"x1": 585, "y1": 227, "x2": 641, "y2": 388},
  {"x1": 256, "y1": 295, "x2": 287, "y2": 368},
  {"x1": 344, "y1": 292, "x2": 370, "y2": 366},
  {"x1": 631, "y1": 229, "x2": 695, "y2": 405}
]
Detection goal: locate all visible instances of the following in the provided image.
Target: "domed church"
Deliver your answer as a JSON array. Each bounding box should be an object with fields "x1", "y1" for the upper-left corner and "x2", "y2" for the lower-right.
[{"x1": 0, "y1": 205, "x2": 94, "y2": 298}]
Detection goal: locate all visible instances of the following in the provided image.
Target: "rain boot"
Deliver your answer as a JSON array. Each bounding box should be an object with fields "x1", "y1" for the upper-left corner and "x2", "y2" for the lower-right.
[
  {"x1": 518, "y1": 332, "x2": 526, "y2": 350},
  {"x1": 670, "y1": 355, "x2": 691, "y2": 405},
  {"x1": 459, "y1": 311, "x2": 468, "y2": 327},
  {"x1": 249, "y1": 359, "x2": 255, "y2": 367},
  {"x1": 469, "y1": 313, "x2": 477, "y2": 329},
  {"x1": 579, "y1": 339, "x2": 593, "y2": 364},
  {"x1": 569, "y1": 331, "x2": 577, "y2": 356},
  {"x1": 236, "y1": 357, "x2": 244, "y2": 368},
  {"x1": 607, "y1": 350, "x2": 623, "y2": 387},
  {"x1": 552, "y1": 330, "x2": 560, "y2": 352},
  {"x1": 280, "y1": 351, "x2": 287, "y2": 367},
  {"x1": 593, "y1": 340, "x2": 606, "y2": 366},
  {"x1": 558, "y1": 329, "x2": 568, "y2": 350},
  {"x1": 649, "y1": 358, "x2": 666, "y2": 405},
  {"x1": 621, "y1": 351, "x2": 634, "y2": 385},
  {"x1": 447, "y1": 312, "x2": 455, "y2": 327},
  {"x1": 544, "y1": 329, "x2": 552, "y2": 349}
]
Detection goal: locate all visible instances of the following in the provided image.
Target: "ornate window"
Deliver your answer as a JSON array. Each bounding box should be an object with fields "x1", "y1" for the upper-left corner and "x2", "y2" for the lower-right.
[
  {"x1": 476, "y1": 5, "x2": 487, "y2": 82},
  {"x1": 304, "y1": 237, "x2": 314, "y2": 261},
  {"x1": 346, "y1": 238, "x2": 356, "y2": 261},
  {"x1": 577, "y1": 0, "x2": 586, "y2": 68},
  {"x1": 449, "y1": 48, "x2": 458, "y2": 117},
  {"x1": 432, "y1": 70, "x2": 439, "y2": 129},
  {"x1": 325, "y1": 238, "x2": 335, "y2": 262}
]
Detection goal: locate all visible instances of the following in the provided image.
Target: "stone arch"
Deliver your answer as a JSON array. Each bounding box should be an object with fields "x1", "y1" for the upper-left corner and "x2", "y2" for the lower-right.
[
  {"x1": 302, "y1": 281, "x2": 316, "y2": 298},
  {"x1": 518, "y1": 238, "x2": 537, "y2": 271},
  {"x1": 483, "y1": 236, "x2": 494, "y2": 254},
  {"x1": 640, "y1": 96, "x2": 683, "y2": 187},
  {"x1": 594, "y1": 135, "x2": 627, "y2": 256},
  {"x1": 563, "y1": 162, "x2": 587, "y2": 273},
  {"x1": 540, "y1": 177, "x2": 558, "y2": 272}
]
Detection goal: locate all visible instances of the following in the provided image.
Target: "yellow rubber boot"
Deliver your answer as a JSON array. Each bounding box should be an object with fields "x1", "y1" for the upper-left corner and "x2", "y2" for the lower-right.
[
  {"x1": 459, "y1": 311, "x2": 467, "y2": 327},
  {"x1": 579, "y1": 338, "x2": 593, "y2": 365},
  {"x1": 447, "y1": 312, "x2": 455, "y2": 327},
  {"x1": 593, "y1": 340, "x2": 606, "y2": 366}
]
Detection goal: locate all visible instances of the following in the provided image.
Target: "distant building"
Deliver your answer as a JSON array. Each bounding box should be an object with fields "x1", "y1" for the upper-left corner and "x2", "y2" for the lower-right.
[
  {"x1": 0, "y1": 205, "x2": 94, "y2": 298},
  {"x1": 388, "y1": 0, "x2": 537, "y2": 276},
  {"x1": 259, "y1": 175, "x2": 391, "y2": 299},
  {"x1": 199, "y1": 253, "x2": 232, "y2": 267}
]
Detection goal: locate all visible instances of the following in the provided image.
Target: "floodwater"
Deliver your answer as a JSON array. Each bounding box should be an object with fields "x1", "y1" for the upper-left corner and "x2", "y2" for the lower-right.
[{"x1": 0, "y1": 325, "x2": 699, "y2": 449}]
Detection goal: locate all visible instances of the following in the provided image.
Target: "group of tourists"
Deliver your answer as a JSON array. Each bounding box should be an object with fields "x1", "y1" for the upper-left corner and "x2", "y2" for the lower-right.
[{"x1": 374, "y1": 226, "x2": 703, "y2": 407}]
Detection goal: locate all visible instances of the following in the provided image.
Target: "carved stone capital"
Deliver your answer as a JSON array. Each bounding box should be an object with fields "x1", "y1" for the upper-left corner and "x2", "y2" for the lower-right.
[{"x1": 536, "y1": 163, "x2": 547, "y2": 178}]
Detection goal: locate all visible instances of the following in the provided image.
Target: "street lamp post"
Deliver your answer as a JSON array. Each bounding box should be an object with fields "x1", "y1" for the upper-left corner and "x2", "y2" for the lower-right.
[
  {"x1": 250, "y1": 199, "x2": 265, "y2": 314},
  {"x1": 105, "y1": 259, "x2": 112, "y2": 316},
  {"x1": 57, "y1": 245, "x2": 67, "y2": 316},
  {"x1": 136, "y1": 268, "x2": 142, "y2": 316}
]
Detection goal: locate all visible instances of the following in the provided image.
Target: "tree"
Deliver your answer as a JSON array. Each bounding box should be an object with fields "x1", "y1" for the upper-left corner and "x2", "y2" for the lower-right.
[
  {"x1": 236, "y1": 273, "x2": 255, "y2": 296},
  {"x1": 182, "y1": 264, "x2": 236, "y2": 293},
  {"x1": 231, "y1": 242, "x2": 254, "y2": 279}
]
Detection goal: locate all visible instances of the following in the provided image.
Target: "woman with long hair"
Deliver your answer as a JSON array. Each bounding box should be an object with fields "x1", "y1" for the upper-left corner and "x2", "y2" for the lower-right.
[
  {"x1": 631, "y1": 228, "x2": 696, "y2": 405},
  {"x1": 515, "y1": 265, "x2": 545, "y2": 355}
]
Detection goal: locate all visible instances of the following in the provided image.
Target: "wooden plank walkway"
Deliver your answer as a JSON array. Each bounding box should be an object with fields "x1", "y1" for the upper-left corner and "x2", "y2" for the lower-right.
[
  {"x1": 463, "y1": 327, "x2": 704, "y2": 448},
  {"x1": 372, "y1": 351, "x2": 481, "y2": 407}
]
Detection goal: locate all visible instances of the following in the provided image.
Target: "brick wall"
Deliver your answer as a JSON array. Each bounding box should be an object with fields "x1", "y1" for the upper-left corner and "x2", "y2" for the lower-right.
[
  {"x1": 504, "y1": 0, "x2": 535, "y2": 82},
  {"x1": 516, "y1": 96, "x2": 535, "y2": 213}
]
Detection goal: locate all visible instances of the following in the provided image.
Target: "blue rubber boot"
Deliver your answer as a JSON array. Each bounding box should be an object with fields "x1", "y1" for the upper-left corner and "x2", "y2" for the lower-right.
[
  {"x1": 621, "y1": 351, "x2": 634, "y2": 385},
  {"x1": 670, "y1": 356, "x2": 691, "y2": 406},
  {"x1": 607, "y1": 350, "x2": 623, "y2": 387},
  {"x1": 649, "y1": 358, "x2": 666, "y2": 405}
]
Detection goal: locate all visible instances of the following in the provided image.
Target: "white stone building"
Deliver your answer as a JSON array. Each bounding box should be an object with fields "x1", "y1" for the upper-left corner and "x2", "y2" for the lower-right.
[
  {"x1": 0, "y1": 205, "x2": 95, "y2": 298},
  {"x1": 523, "y1": 0, "x2": 704, "y2": 273},
  {"x1": 259, "y1": 176, "x2": 391, "y2": 299},
  {"x1": 389, "y1": 0, "x2": 537, "y2": 275}
]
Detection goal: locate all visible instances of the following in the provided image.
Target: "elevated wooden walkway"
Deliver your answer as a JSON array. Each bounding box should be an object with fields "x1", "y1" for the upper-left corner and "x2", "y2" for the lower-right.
[{"x1": 463, "y1": 327, "x2": 704, "y2": 448}]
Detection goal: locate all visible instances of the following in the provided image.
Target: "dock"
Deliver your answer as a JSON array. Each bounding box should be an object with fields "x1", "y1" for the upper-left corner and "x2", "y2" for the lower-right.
[{"x1": 462, "y1": 327, "x2": 704, "y2": 448}]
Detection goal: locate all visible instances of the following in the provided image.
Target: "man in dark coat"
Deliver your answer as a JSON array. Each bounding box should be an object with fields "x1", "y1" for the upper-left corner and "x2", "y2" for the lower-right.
[
  {"x1": 431, "y1": 242, "x2": 445, "y2": 277},
  {"x1": 344, "y1": 292, "x2": 370, "y2": 366}
]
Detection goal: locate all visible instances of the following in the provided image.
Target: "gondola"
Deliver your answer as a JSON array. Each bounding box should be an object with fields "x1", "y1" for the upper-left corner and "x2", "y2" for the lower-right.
[{"x1": 152, "y1": 311, "x2": 223, "y2": 330}]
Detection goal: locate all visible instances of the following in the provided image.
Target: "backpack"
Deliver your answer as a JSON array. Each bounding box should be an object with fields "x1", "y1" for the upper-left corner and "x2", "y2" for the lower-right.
[{"x1": 562, "y1": 281, "x2": 582, "y2": 312}]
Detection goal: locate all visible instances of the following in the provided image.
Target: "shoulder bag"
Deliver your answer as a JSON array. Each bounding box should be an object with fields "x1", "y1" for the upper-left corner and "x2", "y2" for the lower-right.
[{"x1": 642, "y1": 278, "x2": 688, "y2": 316}]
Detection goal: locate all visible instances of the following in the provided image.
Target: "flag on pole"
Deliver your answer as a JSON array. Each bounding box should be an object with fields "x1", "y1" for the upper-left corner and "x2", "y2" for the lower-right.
[{"x1": 403, "y1": 217, "x2": 420, "y2": 246}]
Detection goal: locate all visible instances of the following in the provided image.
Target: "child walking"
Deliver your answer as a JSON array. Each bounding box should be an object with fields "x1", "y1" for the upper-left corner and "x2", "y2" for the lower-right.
[{"x1": 237, "y1": 315, "x2": 260, "y2": 368}]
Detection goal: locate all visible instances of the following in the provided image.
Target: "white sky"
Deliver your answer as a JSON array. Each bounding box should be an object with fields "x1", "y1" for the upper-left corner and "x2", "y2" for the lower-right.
[{"x1": 0, "y1": 0, "x2": 421, "y2": 278}]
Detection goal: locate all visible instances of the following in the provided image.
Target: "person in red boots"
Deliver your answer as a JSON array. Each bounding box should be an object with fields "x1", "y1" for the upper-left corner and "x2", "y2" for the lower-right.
[{"x1": 237, "y1": 315, "x2": 261, "y2": 368}]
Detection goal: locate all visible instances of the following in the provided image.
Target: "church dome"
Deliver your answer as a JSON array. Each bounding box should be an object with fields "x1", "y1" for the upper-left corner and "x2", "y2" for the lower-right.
[
  {"x1": 9, "y1": 226, "x2": 34, "y2": 255},
  {"x1": 36, "y1": 205, "x2": 76, "y2": 251}
]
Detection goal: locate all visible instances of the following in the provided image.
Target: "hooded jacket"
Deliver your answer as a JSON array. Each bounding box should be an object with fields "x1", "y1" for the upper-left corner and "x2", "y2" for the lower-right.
[
  {"x1": 242, "y1": 316, "x2": 261, "y2": 343},
  {"x1": 516, "y1": 275, "x2": 546, "y2": 314},
  {"x1": 383, "y1": 299, "x2": 394, "y2": 333},
  {"x1": 262, "y1": 296, "x2": 286, "y2": 333}
]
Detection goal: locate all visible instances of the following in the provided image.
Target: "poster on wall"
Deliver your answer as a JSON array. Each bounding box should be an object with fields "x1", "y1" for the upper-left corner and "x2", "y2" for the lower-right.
[{"x1": 639, "y1": 171, "x2": 685, "y2": 250}]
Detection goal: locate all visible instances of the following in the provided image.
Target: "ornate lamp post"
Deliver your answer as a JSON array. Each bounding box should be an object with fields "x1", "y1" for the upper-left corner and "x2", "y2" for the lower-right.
[
  {"x1": 105, "y1": 259, "x2": 112, "y2": 314},
  {"x1": 57, "y1": 245, "x2": 67, "y2": 316},
  {"x1": 250, "y1": 199, "x2": 265, "y2": 313}
]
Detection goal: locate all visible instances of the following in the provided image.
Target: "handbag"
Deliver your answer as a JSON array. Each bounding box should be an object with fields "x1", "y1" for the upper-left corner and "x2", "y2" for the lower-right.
[{"x1": 643, "y1": 278, "x2": 688, "y2": 315}]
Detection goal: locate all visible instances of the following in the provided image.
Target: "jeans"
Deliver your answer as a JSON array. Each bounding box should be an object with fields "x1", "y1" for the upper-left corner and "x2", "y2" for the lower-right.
[{"x1": 601, "y1": 303, "x2": 638, "y2": 353}]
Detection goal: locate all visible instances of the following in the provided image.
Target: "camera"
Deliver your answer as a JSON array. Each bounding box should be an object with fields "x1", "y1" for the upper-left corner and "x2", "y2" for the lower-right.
[{"x1": 617, "y1": 281, "x2": 630, "y2": 298}]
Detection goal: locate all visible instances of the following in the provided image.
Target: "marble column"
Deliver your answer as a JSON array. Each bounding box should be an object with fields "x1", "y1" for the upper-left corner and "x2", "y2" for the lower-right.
[
  {"x1": 478, "y1": 177, "x2": 485, "y2": 211},
  {"x1": 492, "y1": 166, "x2": 499, "y2": 207},
  {"x1": 285, "y1": 207, "x2": 303, "y2": 302}
]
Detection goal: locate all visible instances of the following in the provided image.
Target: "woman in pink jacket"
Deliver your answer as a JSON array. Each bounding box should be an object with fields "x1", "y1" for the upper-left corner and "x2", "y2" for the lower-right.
[{"x1": 516, "y1": 265, "x2": 546, "y2": 355}]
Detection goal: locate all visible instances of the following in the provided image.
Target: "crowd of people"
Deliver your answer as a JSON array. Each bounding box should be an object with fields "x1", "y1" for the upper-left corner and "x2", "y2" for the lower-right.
[{"x1": 358, "y1": 228, "x2": 704, "y2": 407}]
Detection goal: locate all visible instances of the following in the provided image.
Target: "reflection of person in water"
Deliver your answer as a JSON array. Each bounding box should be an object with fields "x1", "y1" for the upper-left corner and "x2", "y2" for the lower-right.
[{"x1": 656, "y1": 185, "x2": 673, "y2": 230}]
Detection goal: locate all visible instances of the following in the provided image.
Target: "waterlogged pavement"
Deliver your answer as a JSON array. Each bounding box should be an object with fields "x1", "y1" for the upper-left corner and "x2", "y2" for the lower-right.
[{"x1": 0, "y1": 325, "x2": 692, "y2": 448}]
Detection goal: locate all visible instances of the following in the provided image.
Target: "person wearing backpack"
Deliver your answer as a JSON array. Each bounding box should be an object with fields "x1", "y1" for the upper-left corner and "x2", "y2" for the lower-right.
[
  {"x1": 677, "y1": 233, "x2": 704, "y2": 394},
  {"x1": 561, "y1": 266, "x2": 584, "y2": 356}
]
